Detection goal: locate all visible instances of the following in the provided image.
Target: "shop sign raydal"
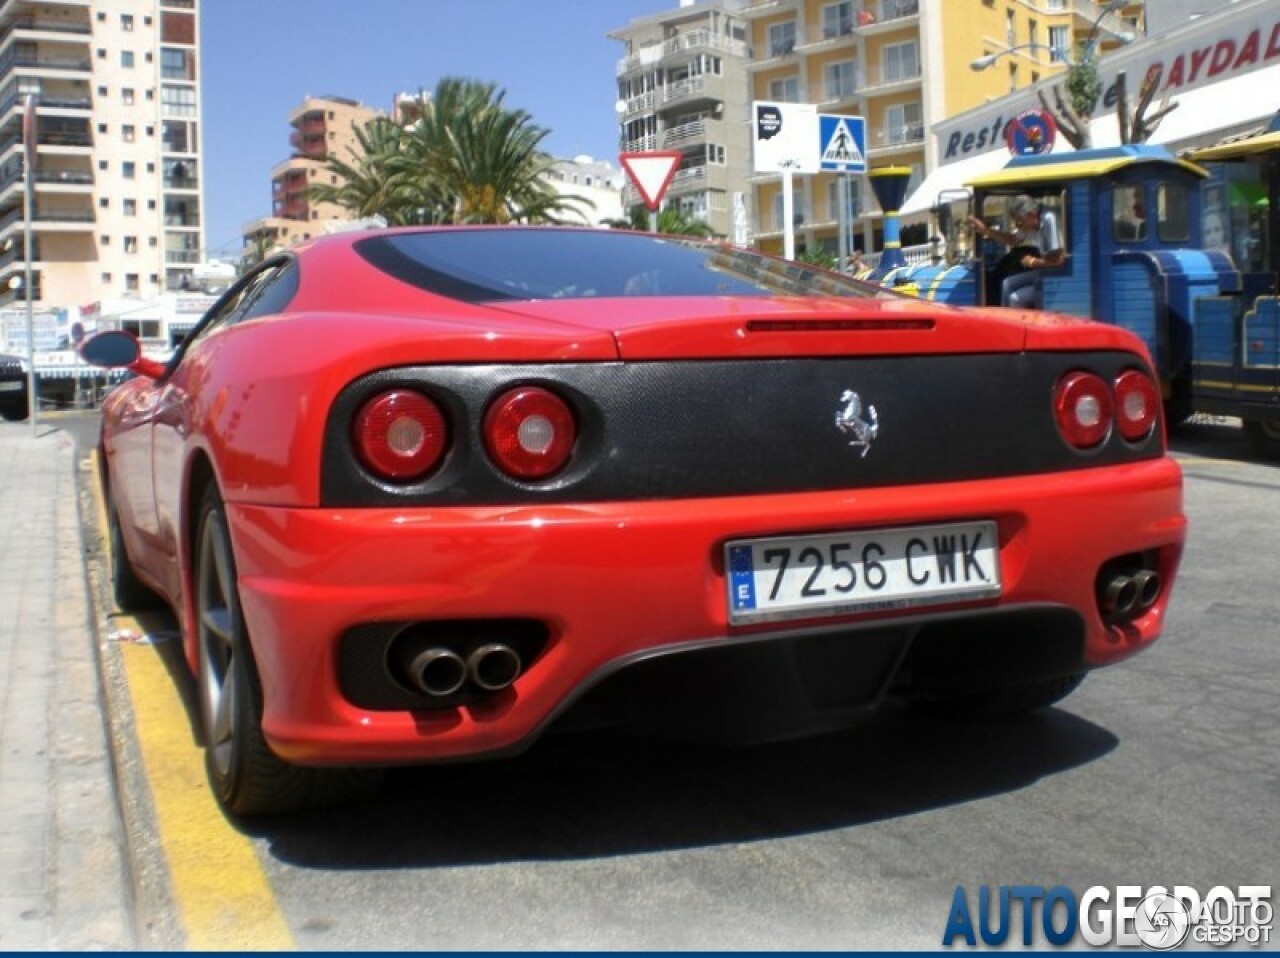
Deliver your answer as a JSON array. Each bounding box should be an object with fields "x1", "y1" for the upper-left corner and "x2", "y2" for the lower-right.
[{"x1": 941, "y1": 4, "x2": 1280, "y2": 162}]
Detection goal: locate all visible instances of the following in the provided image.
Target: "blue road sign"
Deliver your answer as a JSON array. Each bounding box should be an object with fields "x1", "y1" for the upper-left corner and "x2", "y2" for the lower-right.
[{"x1": 818, "y1": 114, "x2": 867, "y2": 173}]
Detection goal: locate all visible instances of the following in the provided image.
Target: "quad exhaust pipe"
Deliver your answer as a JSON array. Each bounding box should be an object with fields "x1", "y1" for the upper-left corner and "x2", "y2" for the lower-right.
[
  {"x1": 1100, "y1": 569, "x2": 1161, "y2": 619},
  {"x1": 395, "y1": 640, "x2": 523, "y2": 697}
]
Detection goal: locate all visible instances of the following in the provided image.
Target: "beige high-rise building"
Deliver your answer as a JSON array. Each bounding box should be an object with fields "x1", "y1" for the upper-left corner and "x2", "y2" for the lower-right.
[
  {"x1": 0, "y1": 0, "x2": 204, "y2": 310},
  {"x1": 241, "y1": 95, "x2": 383, "y2": 258},
  {"x1": 610, "y1": 0, "x2": 754, "y2": 239}
]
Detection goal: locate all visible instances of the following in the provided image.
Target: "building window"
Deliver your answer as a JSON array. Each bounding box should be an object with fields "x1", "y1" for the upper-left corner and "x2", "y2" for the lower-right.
[
  {"x1": 125, "y1": 274, "x2": 139, "y2": 292},
  {"x1": 124, "y1": 236, "x2": 138, "y2": 253},
  {"x1": 100, "y1": 236, "x2": 110, "y2": 246},
  {"x1": 161, "y1": 85, "x2": 197, "y2": 118},
  {"x1": 823, "y1": 60, "x2": 857, "y2": 99},
  {"x1": 97, "y1": 123, "x2": 108, "y2": 134},
  {"x1": 122, "y1": 88, "x2": 135, "y2": 105},
  {"x1": 97, "y1": 85, "x2": 108, "y2": 97},
  {"x1": 883, "y1": 41, "x2": 919, "y2": 82},
  {"x1": 101, "y1": 273, "x2": 111, "y2": 283},
  {"x1": 124, "y1": 199, "x2": 137, "y2": 216},
  {"x1": 98, "y1": 198, "x2": 109, "y2": 209},
  {"x1": 886, "y1": 102, "x2": 923, "y2": 146},
  {"x1": 121, "y1": 50, "x2": 135, "y2": 68},
  {"x1": 822, "y1": 1, "x2": 854, "y2": 38},
  {"x1": 123, "y1": 125, "x2": 136, "y2": 143},
  {"x1": 827, "y1": 178, "x2": 861, "y2": 222},
  {"x1": 768, "y1": 74, "x2": 800, "y2": 102},
  {"x1": 121, "y1": 14, "x2": 134, "y2": 30},
  {"x1": 1049, "y1": 25, "x2": 1070, "y2": 61},
  {"x1": 767, "y1": 21, "x2": 796, "y2": 57},
  {"x1": 161, "y1": 48, "x2": 188, "y2": 80},
  {"x1": 123, "y1": 161, "x2": 136, "y2": 179},
  {"x1": 1006, "y1": 10, "x2": 1016, "y2": 46}
]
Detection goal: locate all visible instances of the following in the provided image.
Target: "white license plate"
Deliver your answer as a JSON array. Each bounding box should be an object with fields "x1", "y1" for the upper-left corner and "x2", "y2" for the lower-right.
[
  {"x1": 0, "y1": 381, "x2": 22, "y2": 392},
  {"x1": 726, "y1": 521, "x2": 1001, "y2": 624}
]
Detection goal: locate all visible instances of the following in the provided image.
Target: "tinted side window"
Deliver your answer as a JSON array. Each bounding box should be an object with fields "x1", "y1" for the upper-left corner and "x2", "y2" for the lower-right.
[{"x1": 240, "y1": 261, "x2": 299, "y2": 321}]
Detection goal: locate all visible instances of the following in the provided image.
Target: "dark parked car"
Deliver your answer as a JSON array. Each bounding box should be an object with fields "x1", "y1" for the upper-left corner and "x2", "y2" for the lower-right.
[{"x1": 0, "y1": 353, "x2": 29, "y2": 421}]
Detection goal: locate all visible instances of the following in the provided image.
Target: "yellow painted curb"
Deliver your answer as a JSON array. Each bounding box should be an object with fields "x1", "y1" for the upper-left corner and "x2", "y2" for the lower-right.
[{"x1": 92, "y1": 452, "x2": 295, "y2": 950}]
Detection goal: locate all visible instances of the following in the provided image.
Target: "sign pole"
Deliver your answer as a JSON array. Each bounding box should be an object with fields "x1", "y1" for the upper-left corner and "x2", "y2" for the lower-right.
[
  {"x1": 837, "y1": 174, "x2": 849, "y2": 269},
  {"x1": 782, "y1": 163, "x2": 796, "y2": 261},
  {"x1": 22, "y1": 93, "x2": 36, "y2": 436}
]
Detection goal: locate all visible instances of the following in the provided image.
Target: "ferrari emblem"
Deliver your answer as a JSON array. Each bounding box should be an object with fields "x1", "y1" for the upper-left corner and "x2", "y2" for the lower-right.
[{"x1": 835, "y1": 389, "x2": 879, "y2": 457}]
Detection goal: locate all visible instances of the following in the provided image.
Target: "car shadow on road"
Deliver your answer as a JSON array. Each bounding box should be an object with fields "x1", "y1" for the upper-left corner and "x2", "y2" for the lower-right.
[{"x1": 253, "y1": 702, "x2": 1116, "y2": 869}]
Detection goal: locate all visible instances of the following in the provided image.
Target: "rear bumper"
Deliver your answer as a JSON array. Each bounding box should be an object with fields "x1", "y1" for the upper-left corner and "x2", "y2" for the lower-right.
[{"x1": 225, "y1": 457, "x2": 1184, "y2": 764}]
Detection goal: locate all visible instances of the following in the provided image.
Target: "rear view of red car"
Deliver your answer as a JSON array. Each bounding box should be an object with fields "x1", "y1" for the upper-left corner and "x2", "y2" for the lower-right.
[{"x1": 82, "y1": 227, "x2": 1185, "y2": 816}]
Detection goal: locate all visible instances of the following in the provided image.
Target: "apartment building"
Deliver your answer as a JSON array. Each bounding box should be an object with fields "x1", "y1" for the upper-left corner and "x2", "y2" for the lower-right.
[
  {"x1": 610, "y1": 0, "x2": 753, "y2": 238},
  {"x1": 0, "y1": 0, "x2": 204, "y2": 310},
  {"x1": 241, "y1": 95, "x2": 382, "y2": 258}
]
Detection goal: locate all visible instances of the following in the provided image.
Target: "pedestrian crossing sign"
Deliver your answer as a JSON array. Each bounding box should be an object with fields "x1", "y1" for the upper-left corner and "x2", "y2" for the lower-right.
[{"x1": 818, "y1": 114, "x2": 866, "y2": 172}]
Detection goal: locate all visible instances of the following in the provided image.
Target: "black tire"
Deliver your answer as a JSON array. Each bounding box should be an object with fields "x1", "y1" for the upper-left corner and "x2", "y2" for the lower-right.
[
  {"x1": 911, "y1": 673, "x2": 1086, "y2": 720},
  {"x1": 0, "y1": 401, "x2": 28, "y2": 422},
  {"x1": 194, "y1": 485, "x2": 382, "y2": 816},
  {"x1": 1243, "y1": 417, "x2": 1280, "y2": 460},
  {"x1": 106, "y1": 486, "x2": 163, "y2": 611}
]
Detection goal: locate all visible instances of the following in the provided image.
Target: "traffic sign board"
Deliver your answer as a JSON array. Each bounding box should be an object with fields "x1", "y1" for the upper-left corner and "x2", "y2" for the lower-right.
[
  {"x1": 818, "y1": 114, "x2": 866, "y2": 172},
  {"x1": 619, "y1": 151, "x2": 683, "y2": 211}
]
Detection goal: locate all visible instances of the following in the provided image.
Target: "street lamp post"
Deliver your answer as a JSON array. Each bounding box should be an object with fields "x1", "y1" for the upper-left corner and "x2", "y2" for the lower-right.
[{"x1": 969, "y1": 0, "x2": 1135, "y2": 150}]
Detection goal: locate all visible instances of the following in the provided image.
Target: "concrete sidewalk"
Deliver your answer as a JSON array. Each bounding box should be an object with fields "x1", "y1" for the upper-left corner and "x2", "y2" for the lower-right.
[{"x1": 0, "y1": 420, "x2": 136, "y2": 950}]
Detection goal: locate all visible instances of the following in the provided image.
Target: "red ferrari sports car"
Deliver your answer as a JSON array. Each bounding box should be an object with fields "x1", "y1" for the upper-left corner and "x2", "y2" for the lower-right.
[{"x1": 82, "y1": 227, "x2": 1185, "y2": 816}]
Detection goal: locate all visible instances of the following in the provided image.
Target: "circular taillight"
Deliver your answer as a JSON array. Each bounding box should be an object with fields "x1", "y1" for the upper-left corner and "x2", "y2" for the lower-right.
[
  {"x1": 484, "y1": 386, "x2": 576, "y2": 480},
  {"x1": 353, "y1": 390, "x2": 448, "y2": 481},
  {"x1": 1054, "y1": 371, "x2": 1113, "y2": 449},
  {"x1": 1114, "y1": 369, "x2": 1160, "y2": 442}
]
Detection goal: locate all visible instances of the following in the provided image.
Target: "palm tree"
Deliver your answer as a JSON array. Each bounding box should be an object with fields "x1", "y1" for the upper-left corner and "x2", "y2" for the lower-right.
[
  {"x1": 307, "y1": 116, "x2": 437, "y2": 225},
  {"x1": 607, "y1": 205, "x2": 716, "y2": 237},
  {"x1": 321, "y1": 77, "x2": 591, "y2": 227}
]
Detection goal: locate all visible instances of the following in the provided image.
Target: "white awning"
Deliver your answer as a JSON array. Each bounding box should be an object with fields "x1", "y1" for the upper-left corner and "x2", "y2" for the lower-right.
[{"x1": 900, "y1": 150, "x2": 1011, "y2": 216}]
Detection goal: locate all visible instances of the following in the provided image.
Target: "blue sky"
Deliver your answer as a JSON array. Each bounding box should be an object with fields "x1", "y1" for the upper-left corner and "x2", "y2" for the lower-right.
[{"x1": 200, "y1": 1, "x2": 665, "y2": 258}]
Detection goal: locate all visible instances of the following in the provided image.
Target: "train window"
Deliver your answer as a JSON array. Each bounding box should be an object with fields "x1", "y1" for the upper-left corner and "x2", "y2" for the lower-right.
[
  {"x1": 1113, "y1": 185, "x2": 1147, "y2": 242},
  {"x1": 1156, "y1": 183, "x2": 1191, "y2": 244}
]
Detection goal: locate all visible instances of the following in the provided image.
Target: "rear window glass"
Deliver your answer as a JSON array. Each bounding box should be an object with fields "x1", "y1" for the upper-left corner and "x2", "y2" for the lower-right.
[{"x1": 354, "y1": 228, "x2": 897, "y2": 303}]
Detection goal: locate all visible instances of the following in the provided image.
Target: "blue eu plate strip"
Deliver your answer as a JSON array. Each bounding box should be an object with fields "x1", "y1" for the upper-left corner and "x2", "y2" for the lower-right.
[{"x1": 728, "y1": 545, "x2": 757, "y2": 611}]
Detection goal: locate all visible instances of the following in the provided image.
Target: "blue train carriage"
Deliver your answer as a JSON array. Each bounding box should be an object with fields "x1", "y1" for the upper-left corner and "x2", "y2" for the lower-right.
[
  {"x1": 907, "y1": 145, "x2": 1274, "y2": 446},
  {"x1": 1189, "y1": 115, "x2": 1280, "y2": 456}
]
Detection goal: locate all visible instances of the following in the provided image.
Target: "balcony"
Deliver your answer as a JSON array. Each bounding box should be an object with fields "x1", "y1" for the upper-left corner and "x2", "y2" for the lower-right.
[
  {"x1": 0, "y1": 51, "x2": 92, "y2": 75},
  {"x1": 858, "y1": 1, "x2": 920, "y2": 34},
  {"x1": 660, "y1": 74, "x2": 725, "y2": 109},
  {"x1": 859, "y1": 62, "x2": 922, "y2": 94},
  {"x1": 741, "y1": 0, "x2": 803, "y2": 19},
  {"x1": 619, "y1": 91, "x2": 656, "y2": 118},
  {"x1": 663, "y1": 117, "x2": 720, "y2": 148},
  {"x1": 866, "y1": 122, "x2": 925, "y2": 155},
  {"x1": 616, "y1": 30, "x2": 747, "y2": 76},
  {"x1": 621, "y1": 133, "x2": 657, "y2": 154},
  {"x1": 5, "y1": 16, "x2": 91, "y2": 37}
]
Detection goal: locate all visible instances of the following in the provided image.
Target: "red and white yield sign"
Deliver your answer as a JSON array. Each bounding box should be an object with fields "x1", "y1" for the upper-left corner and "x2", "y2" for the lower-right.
[{"x1": 619, "y1": 151, "x2": 682, "y2": 211}]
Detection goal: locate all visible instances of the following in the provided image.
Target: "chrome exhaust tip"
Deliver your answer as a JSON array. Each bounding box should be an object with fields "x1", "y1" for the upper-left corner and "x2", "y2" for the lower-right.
[
  {"x1": 1130, "y1": 569, "x2": 1161, "y2": 610},
  {"x1": 467, "y1": 643, "x2": 522, "y2": 692},
  {"x1": 402, "y1": 647, "x2": 468, "y2": 697},
  {"x1": 1101, "y1": 574, "x2": 1139, "y2": 617}
]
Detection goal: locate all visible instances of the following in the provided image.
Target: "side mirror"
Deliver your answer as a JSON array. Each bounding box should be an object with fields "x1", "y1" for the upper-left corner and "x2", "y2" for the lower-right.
[
  {"x1": 80, "y1": 330, "x2": 141, "y2": 368},
  {"x1": 79, "y1": 330, "x2": 166, "y2": 380}
]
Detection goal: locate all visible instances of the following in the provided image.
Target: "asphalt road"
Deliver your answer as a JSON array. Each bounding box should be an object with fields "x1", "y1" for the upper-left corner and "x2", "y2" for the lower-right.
[{"x1": 55, "y1": 410, "x2": 1279, "y2": 950}]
